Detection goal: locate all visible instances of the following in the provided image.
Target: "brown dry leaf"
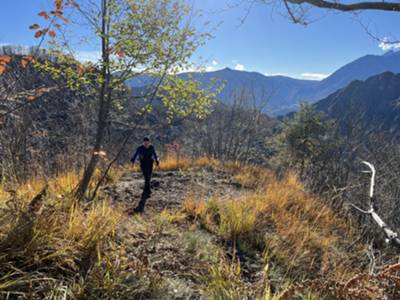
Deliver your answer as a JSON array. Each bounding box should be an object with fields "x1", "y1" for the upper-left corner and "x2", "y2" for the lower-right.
[
  {"x1": 54, "y1": 0, "x2": 64, "y2": 10},
  {"x1": 29, "y1": 24, "x2": 40, "y2": 30},
  {"x1": 49, "y1": 31, "x2": 56, "y2": 38},
  {"x1": 51, "y1": 10, "x2": 63, "y2": 17},
  {"x1": 50, "y1": 10, "x2": 68, "y2": 22},
  {"x1": 34, "y1": 30, "x2": 43, "y2": 38},
  {"x1": 21, "y1": 56, "x2": 36, "y2": 68},
  {"x1": 38, "y1": 11, "x2": 49, "y2": 19},
  {"x1": 0, "y1": 55, "x2": 12, "y2": 64}
]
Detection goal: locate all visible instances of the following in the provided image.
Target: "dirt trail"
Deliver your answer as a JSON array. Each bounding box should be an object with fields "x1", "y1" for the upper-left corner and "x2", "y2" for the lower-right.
[
  {"x1": 101, "y1": 167, "x2": 265, "y2": 297},
  {"x1": 102, "y1": 167, "x2": 247, "y2": 214}
]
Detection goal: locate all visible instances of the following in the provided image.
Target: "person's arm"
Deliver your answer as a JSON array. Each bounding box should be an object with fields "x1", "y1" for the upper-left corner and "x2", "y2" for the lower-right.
[
  {"x1": 131, "y1": 147, "x2": 140, "y2": 164},
  {"x1": 152, "y1": 146, "x2": 160, "y2": 166}
]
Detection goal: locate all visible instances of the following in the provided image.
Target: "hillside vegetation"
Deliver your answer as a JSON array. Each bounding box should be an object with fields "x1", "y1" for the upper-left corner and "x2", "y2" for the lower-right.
[
  {"x1": 2, "y1": 157, "x2": 398, "y2": 299},
  {"x1": 1, "y1": 0, "x2": 400, "y2": 299}
]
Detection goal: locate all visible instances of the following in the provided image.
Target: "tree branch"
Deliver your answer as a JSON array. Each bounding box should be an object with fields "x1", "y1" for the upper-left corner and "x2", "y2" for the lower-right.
[{"x1": 285, "y1": 0, "x2": 400, "y2": 12}]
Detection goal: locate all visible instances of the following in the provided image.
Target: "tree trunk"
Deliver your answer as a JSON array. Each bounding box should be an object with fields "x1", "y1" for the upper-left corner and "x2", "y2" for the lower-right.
[{"x1": 75, "y1": 0, "x2": 111, "y2": 200}]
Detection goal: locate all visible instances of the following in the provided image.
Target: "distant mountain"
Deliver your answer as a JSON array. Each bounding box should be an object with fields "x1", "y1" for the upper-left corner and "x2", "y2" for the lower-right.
[
  {"x1": 178, "y1": 68, "x2": 317, "y2": 115},
  {"x1": 128, "y1": 51, "x2": 400, "y2": 116},
  {"x1": 315, "y1": 50, "x2": 400, "y2": 100},
  {"x1": 314, "y1": 72, "x2": 400, "y2": 138}
]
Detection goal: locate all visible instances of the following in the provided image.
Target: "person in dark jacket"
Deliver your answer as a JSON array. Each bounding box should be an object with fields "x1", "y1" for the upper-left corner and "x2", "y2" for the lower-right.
[{"x1": 130, "y1": 137, "x2": 159, "y2": 212}]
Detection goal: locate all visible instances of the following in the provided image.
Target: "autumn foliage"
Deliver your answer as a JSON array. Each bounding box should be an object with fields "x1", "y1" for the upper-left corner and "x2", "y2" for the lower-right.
[
  {"x1": 29, "y1": 0, "x2": 80, "y2": 40},
  {"x1": 0, "y1": 55, "x2": 11, "y2": 75}
]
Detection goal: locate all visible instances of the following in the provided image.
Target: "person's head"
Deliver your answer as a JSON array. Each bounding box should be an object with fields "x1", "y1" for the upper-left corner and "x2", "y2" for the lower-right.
[{"x1": 143, "y1": 137, "x2": 150, "y2": 148}]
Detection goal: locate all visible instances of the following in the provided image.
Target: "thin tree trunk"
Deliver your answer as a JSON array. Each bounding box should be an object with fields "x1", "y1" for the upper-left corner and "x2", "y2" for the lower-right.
[{"x1": 75, "y1": 0, "x2": 111, "y2": 200}]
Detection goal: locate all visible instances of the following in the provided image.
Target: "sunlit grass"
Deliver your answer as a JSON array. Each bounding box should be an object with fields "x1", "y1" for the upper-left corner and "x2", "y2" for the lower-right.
[
  {"x1": 0, "y1": 168, "x2": 161, "y2": 298},
  {"x1": 204, "y1": 258, "x2": 248, "y2": 299},
  {"x1": 183, "y1": 164, "x2": 364, "y2": 282},
  {"x1": 0, "y1": 157, "x2": 367, "y2": 298},
  {"x1": 157, "y1": 156, "x2": 220, "y2": 172}
]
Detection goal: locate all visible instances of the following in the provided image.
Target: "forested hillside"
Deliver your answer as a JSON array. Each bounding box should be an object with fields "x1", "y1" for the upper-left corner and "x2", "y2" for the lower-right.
[{"x1": 315, "y1": 71, "x2": 400, "y2": 139}]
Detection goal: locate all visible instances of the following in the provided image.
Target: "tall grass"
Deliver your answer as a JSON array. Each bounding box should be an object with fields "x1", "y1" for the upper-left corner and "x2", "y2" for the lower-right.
[
  {"x1": 183, "y1": 165, "x2": 365, "y2": 284},
  {"x1": 0, "y1": 172, "x2": 164, "y2": 299},
  {"x1": 0, "y1": 157, "x2": 371, "y2": 299}
]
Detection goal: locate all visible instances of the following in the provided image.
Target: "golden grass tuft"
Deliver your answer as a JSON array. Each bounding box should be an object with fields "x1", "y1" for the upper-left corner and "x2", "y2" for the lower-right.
[
  {"x1": 204, "y1": 258, "x2": 249, "y2": 299},
  {"x1": 157, "y1": 156, "x2": 220, "y2": 171},
  {"x1": 183, "y1": 164, "x2": 365, "y2": 283}
]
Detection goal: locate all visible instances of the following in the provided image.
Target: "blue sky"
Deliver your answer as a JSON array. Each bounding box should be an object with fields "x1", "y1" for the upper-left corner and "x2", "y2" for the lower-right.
[{"x1": 1, "y1": 0, "x2": 400, "y2": 80}]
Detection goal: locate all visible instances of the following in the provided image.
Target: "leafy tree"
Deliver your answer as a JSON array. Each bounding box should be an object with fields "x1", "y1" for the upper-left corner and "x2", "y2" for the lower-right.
[
  {"x1": 31, "y1": 0, "x2": 217, "y2": 199},
  {"x1": 275, "y1": 103, "x2": 339, "y2": 177}
]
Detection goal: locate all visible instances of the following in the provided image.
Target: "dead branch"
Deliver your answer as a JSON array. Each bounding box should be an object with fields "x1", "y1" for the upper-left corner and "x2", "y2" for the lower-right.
[
  {"x1": 350, "y1": 161, "x2": 400, "y2": 247},
  {"x1": 285, "y1": 0, "x2": 400, "y2": 13}
]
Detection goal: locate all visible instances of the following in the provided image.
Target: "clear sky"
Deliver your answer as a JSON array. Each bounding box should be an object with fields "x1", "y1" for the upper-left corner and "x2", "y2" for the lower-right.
[{"x1": 1, "y1": 0, "x2": 399, "y2": 80}]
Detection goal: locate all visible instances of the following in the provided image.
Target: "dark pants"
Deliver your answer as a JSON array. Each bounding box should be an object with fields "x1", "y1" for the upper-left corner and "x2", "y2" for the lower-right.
[
  {"x1": 135, "y1": 162, "x2": 153, "y2": 212},
  {"x1": 141, "y1": 162, "x2": 153, "y2": 194}
]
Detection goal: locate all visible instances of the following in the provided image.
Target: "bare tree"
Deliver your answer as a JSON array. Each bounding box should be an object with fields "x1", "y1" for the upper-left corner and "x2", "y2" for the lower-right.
[
  {"x1": 180, "y1": 87, "x2": 275, "y2": 163},
  {"x1": 0, "y1": 51, "x2": 96, "y2": 182}
]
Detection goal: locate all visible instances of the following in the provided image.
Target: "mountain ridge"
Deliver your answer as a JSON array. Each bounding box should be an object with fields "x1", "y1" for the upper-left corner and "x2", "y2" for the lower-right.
[
  {"x1": 314, "y1": 71, "x2": 400, "y2": 138},
  {"x1": 129, "y1": 50, "x2": 400, "y2": 115}
]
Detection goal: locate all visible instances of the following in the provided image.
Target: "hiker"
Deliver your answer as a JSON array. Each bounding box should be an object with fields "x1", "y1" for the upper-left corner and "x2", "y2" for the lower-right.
[{"x1": 130, "y1": 137, "x2": 159, "y2": 212}]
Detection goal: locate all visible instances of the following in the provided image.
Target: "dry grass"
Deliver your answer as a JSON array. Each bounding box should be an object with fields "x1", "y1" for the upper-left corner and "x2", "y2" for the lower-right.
[
  {"x1": 204, "y1": 258, "x2": 250, "y2": 299},
  {"x1": 0, "y1": 172, "x2": 166, "y2": 299},
  {"x1": 157, "y1": 156, "x2": 219, "y2": 172},
  {"x1": 0, "y1": 158, "x2": 387, "y2": 299},
  {"x1": 183, "y1": 164, "x2": 366, "y2": 285}
]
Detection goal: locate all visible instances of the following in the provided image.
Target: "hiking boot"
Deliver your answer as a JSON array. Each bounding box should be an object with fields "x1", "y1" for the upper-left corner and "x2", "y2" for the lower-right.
[
  {"x1": 127, "y1": 207, "x2": 144, "y2": 215},
  {"x1": 133, "y1": 206, "x2": 144, "y2": 214}
]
